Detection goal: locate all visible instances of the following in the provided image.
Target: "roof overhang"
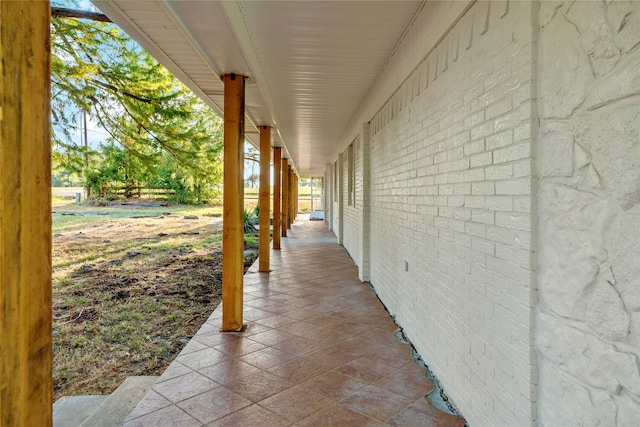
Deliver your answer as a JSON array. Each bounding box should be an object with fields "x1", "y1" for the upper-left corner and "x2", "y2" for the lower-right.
[{"x1": 92, "y1": 1, "x2": 424, "y2": 176}]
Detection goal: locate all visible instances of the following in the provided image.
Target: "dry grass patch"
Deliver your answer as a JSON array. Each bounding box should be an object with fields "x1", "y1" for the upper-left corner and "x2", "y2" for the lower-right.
[{"x1": 52, "y1": 199, "x2": 258, "y2": 399}]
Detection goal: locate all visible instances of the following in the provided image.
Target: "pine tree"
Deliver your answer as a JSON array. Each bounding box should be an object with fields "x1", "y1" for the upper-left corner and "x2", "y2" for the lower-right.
[{"x1": 51, "y1": 1, "x2": 224, "y2": 203}]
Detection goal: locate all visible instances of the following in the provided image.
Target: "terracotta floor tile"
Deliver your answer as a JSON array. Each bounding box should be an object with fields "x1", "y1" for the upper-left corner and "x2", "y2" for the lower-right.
[
  {"x1": 243, "y1": 308, "x2": 274, "y2": 321},
  {"x1": 282, "y1": 308, "x2": 321, "y2": 320},
  {"x1": 293, "y1": 403, "x2": 385, "y2": 427},
  {"x1": 240, "y1": 322, "x2": 273, "y2": 337},
  {"x1": 367, "y1": 344, "x2": 413, "y2": 370},
  {"x1": 155, "y1": 361, "x2": 192, "y2": 383},
  {"x1": 305, "y1": 346, "x2": 360, "y2": 368},
  {"x1": 122, "y1": 404, "x2": 202, "y2": 427},
  {"x1": 192, "y1": 331, "x2": 241, "y2": 347},
  {"x1": 175, "y1": 347, "x2": 231, "y2": 371},
  {"x1": 336, "y1": 356, "x2": 400, "y2": 384},
  {"x1": 375, "y1": 363, "x2": 435, "y2": 399},
  {"x1": 354, "y1": 301, "x2": 387, "y2": 313},
  {"x1": 261, "y1": 303, "x2": 298, "y2": 315},
  {"x1": 357, "y1": 326, "x2": 401, "y2": 345},
  {"x1": 332, "y1": 286, "x2": 368, "y2": 297},
  {"x1": 271, "y1": 335, "x2": 328, "y2": 356},
  {"x1": 386, "y1": 398, "x2": 466, "y2": 427},
  {"x1": 124, "y1": 390, "x2": 172, "y2": 422},
  {"x1": 304, "y1": 314, "x2": 343, "y2": 329},
  {"x1": 238, "y1": 346, "x2": 296, "y2": 370},
  {"x1": 328, "y1": 336, "x2": 381, "y2": 358},
  {"x1": 302, "y1": 329, "x2": 352, "y2": 347},
  {"x1": 153, "y1": 371, "x2": 219, "y2": 403},
  {"x1": 214, "y1": 337, "x2": 267, "y2": 357},
  {"x1": 248, "y1": 329, "x2": 297, "y2": 346},
  {"x1": 180, "y1": 339, "x2": 211, "y2": 355},
  {"x1": 284, "y1": 289, "x2": 322, "y2": 299},
  {"x1": 267, "y1": 357, "x2": 332, "y2": 383},
  {"x1": 263, "y1": 287, "x2": 295, "y2": 295},
  {"x1": 278, "y1": 320, "x2": 327, "y2": 337},
  {"x1": 347, "y1": 335, "x2": 387, "y2": 354},
  {"x1": 198, "y1": 360, "x2": 262, "y2": 385},
  {"x1": 260, "y1": 386, "x2": 334, "y2": 422},
  {"x1": 249, "y1": 298, "x2": 285, "y2": 309},
  {"x1": 245, "y1": 298, "x2": 278, "y2": 309},
  {"x1": 269, "y1": 293, "x2": 301, "y2": 303},
  {"x1": 301, "y1": 370, "x2": 368, "y2": 400},
  {"x1": 208, "y1": 404, "x2": 291, "y2": 427},
  {"x1": 364, "y1": 316, "x2": 400, "y2": 333},
  {"x1": 226, "y1": 371, "x2": 293, "y2": 402},
  {"x1": 176, "y1": 387, "x2": 252, "y2": 425},
  {"x1": 334, "y1": 322, "x2": 380, "y2": 339},
  {"x1": 329, "y1": 308, "x2": 369, "y2": 322},
  {"x1": 205, "y1": 309, "x2": 222, "y2": 319},
  {"x1": 242, "y1": 293, "x2": 261, "y2": 302},
  {"x1": 122, "y1": 218, "x2": 455, "y2": 426},
  {"x1": 282, "y1": 297, "x2": 319, "y2": 309},
  {"x1": 193, "y1": 323, "x2": 219, "y2": 336},
  {"x1": 340, "y1": 385, "x2": 413, "y2": 422},
  {"x1": 305, "y1": 303, "x2": 340, "y2": 314},
  {"x1": 255, "y1": 314, "x2": 297, "y2": 328}
]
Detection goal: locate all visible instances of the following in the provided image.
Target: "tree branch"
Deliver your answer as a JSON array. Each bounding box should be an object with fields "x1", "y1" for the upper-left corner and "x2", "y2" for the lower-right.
[
  {"x1": 52, "y1": 7, "x2": 112, "y2": 23},
  {"x1": 91, "y1": 79, "x2": 153, "y2": 104}
]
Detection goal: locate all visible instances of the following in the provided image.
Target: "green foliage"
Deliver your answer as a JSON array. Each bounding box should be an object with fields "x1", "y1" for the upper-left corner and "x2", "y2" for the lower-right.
[
  {"x1": 243, "y1": 207, "x2": 259, "y2": 233},
  {"x1": 244, "y1": 233, "x2": 259, "y2": 246},
  {"x1": 86, "y1": 144, "x2": 149, "y2": 199},
  {"x1": 149, "y1": 149, "x2": 222, "y2": 204},
  {"x1": 52, "y1": 165, "x2": 80, "y2": 187},
  {"x1": 51, "y1": 0, "x2": 223, "y2": 204}
]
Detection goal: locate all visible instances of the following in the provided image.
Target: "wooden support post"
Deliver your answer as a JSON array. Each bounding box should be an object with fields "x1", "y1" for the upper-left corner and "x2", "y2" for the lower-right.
[
  {"x1": 294, "y1": 175, "x2": 298, "y2": 221},
  {"x1": 258, "y1": 126, "x2": 270, "y2": 272},
  {"x1": 273, "y1": 147, "x2": 282, "y2": 249},
  {"x1": 298, "y1": 177, "x2": 300, "y2": 214},
  {"x1": 287, "y1": 167, "x2": 293, "y2": 229},
  {"x1": 281, "y1": 158, "x2": 289, "y2": 237},
  {"x1": 222, "y1": 73, "x2": 245, "y2": 332},
  {"x1": 290, "y1": 172, "x2": 294, "y2": 226},
  {"x1": 1, "y1": 2, "x2": 53, "y2": 425},
  {"x1": 310, "y1": 177, "x2": 314, "y2": 213}
]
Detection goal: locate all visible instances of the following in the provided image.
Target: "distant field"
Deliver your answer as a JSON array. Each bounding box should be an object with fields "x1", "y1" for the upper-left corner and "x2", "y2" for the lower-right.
[
  {"x1": 51, "y1": 185, "x2": 324, "y2": 214},
  {"x1": 52, "y1": 186, "x2": 84, "y2": 195}
]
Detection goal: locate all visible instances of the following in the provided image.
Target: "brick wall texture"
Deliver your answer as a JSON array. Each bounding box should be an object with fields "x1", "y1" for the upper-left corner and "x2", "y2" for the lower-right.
[
  {"x1": 340, "y1": 2, "x2": 537, "y2": 425},
  {"x1": 326, "y1": 1, "x2": 640, "y2": 426}
]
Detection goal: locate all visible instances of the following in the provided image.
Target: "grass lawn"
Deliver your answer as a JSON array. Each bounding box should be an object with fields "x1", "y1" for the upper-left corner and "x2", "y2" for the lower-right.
[{"x1": 52, "y1": 194, "x2": 258, "y2": 399}]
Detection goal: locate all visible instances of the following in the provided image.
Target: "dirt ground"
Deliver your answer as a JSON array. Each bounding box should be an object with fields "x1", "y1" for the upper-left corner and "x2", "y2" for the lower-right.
[{"x1": 52, "y1": 199, "x2": 258, "y2": 399}]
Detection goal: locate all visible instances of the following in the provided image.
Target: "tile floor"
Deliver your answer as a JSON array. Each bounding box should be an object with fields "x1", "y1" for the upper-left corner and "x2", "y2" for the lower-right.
[{"x1": 123, "y1": 215, "x2": 466, "y2": 426}]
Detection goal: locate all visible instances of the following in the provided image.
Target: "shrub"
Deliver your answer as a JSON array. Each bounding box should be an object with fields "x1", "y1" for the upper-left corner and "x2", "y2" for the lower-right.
[{"x1": 243, "y1": 207, "x2": 258, "y2": 233}]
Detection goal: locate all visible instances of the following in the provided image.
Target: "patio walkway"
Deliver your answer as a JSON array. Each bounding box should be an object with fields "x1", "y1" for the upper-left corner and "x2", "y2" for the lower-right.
[{"x1": 123, "y1": 216, "x2": 466, "y2": 426}]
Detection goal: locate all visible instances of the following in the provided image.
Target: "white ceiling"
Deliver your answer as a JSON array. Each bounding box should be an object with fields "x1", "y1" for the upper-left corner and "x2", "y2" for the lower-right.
[{"x1": 93, "y1": 0, "x2": 423, "y2": 176}]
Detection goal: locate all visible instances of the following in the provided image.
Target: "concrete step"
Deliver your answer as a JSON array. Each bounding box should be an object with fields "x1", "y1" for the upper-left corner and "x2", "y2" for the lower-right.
[
  {"x1": 54, "y1": 395, "x2": 108, "y2": 427},
  {"x1": 53, "y1": 376, "x2": 158, "y2": 427},
  {"x1": 80, "y1": 376, "x2": 158, "y2": 427}
]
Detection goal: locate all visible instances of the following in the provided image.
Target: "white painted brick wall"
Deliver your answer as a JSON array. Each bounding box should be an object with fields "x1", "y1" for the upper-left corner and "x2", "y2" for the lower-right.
[
  {"x1": 332, "y1": 159, "x2": 341, "y2": 239},
  {"x1": 342, "y1": 140, "x2": 361, "y2": 265},
  {"x1": 364, "y1": 2, "x2": 537, "y2": 426}
]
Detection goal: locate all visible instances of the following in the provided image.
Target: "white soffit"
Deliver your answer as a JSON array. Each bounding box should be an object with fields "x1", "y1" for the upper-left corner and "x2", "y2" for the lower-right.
[{"x1": 93, "y1": 0, "x2": 423, "y2": 175}]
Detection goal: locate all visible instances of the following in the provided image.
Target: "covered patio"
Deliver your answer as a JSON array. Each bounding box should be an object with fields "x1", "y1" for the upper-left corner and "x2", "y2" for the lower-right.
[
  {"x1": 123, "y1": 215, "x2": 465, "y2": 426},
  {"x1": 7, "y1": 0, "x2": 638, "y2": 424}
]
